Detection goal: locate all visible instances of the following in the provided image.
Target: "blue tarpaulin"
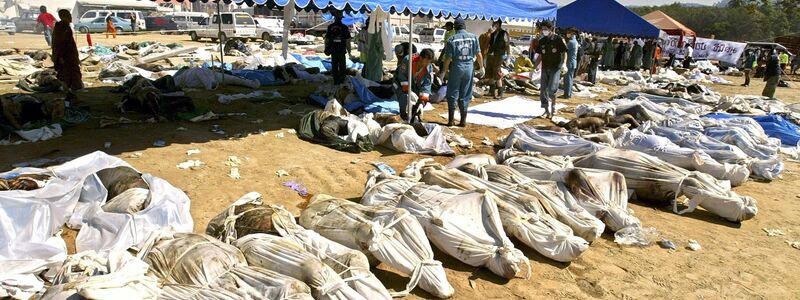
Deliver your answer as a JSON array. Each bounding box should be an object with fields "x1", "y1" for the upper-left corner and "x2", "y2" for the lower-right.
[
  {"x1": 309, "y1": 77, "x2": 398, "y2": 114},
  {"x1": 230, "y1": 70, "x2": 285, "y2": 86},
  {"x1": 556, "y1": 0, "x2": 661, "y2": 38},
  {"x1": 291, "y1": 53, "x2": 363, "y2": 71},
  {"x1": 155, "y1": 0, "x2": 557, "y2": 21},
  {"x1": 705, "y1": 113, "x2": 800, "y2": 146}
]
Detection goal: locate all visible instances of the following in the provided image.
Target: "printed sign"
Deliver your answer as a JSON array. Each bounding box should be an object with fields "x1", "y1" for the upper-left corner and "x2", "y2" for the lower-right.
[{"x1": 660, "y1": 36, "x2": 746, "y2": 64}]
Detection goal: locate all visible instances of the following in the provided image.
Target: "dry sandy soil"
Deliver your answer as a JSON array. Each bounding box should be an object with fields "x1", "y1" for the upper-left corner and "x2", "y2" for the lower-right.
[{"x1": 2, "y1": 32, "x2": 800, "y2": 299}]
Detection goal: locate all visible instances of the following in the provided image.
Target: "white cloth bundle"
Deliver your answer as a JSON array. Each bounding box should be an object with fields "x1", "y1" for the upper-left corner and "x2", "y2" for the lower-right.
[
  {"x1": 40, "y1": 251, "x2": 160, "y2": 300},
  {"x1": 299, "y1": 195, "x2": 453, "y2": 298}
]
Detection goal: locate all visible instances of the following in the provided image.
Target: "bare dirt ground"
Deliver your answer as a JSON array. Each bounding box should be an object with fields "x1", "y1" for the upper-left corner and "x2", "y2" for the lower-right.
[{"x1": 2, "y1": 32, "x2": 800, "y2": 299}]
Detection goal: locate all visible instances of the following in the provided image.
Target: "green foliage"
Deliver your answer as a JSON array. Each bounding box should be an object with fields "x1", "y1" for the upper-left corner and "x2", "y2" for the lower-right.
[{"x1": 630, "y1": 0, "x2": 799, "y2": 41}]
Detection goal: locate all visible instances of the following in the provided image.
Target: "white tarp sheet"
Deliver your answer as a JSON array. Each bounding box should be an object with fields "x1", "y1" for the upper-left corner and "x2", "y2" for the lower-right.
[{"x1": 437, "y1": 96, "x2": 566, "y2": 129}]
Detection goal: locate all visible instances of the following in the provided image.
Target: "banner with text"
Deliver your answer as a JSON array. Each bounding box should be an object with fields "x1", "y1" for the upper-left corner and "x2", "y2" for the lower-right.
[{"x1": 660, "y1": 36, "x2": 747, "y2": 65}]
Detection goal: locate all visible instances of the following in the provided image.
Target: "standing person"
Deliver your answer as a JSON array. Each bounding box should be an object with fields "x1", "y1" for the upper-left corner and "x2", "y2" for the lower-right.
[
  {"x1": 534, "y1": 21, "x2": 566, "y2": 118},
  {"x1": 130, "y1": 13, "x2": 138, "y2": 33},
  {"x1": 642, "y1": 40, "x2": 654, "y2": 72},
  {"x1": 479, "y1": 27, "x2": 493, "y2": 60},
  {"x1": 324, "y1": 11, "x2": 351, "y2": 85},
  {"x1": 652, "y1": 41, "x2": 662, "y2": 74},
  {"x1": 601, "y1": 37, "x2": 615, "y2": 70},
  {"x1": 762, "y1": 48, "x2": 781, "y2": 99},
  {"x1": 105, "y1": 16, "x2": 117, "y2": 39},
  {"x1": 778, "y1": 51, "x2": 789, "y2": 73},
  {"x1": 682, "y1": 43, "x2": 694, "y2": 68},
  {"x1": 561, "y1": 27, "x2": 579, "y2": 99},
  {"x1": 631, "y1": 40, "x2": 643, "y2": 70},
  {"x1": 587, "y1": 39, "x2": 601, "y2": 84},
  {"x1": 394, "y1": 49, "x2": 435, "y2": 123},
  {"x1": 741, "y1": 49, "x2": 756, "y2": 87},
  {"x1": 440, "y1": 18, "x2": 483, "y2": 127},
  {"x1": 614, "y1": 41, "x2": 625, "y2": 70},
  {"x1": 52, "y1": 10, "x2": 83, "y2": 91},
  {"x1": 791, "y1": 54, "x2": 800, "y2": 75},
  {"x1": 486, "y1": 20, "x2": 509, "y2": 99},
  {"x1": 35, "y1": 6, "x2": 56, "y2": 47}
]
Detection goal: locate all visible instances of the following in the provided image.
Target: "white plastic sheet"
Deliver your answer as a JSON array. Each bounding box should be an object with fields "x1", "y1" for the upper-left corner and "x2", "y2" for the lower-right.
[
  {"x1": 299, "y1": 195, "x2": 454, "y2": 298},
  {"x1": 64, "y1": 152, "x2": 194, "y2": 253},
  {"x1": 574, "y1": 148, "x2": 758, "y2": 222},
  {"x1": 362, "y1": 171, "x2": 535, "y2": 272}
]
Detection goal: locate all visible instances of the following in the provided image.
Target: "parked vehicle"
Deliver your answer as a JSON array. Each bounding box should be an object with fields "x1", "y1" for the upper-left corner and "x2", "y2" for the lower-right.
[
  {"x1": 79, "y1": 10, "x2": 146, "y2": 31},
  {"x1": 391, "y1": 25, "x2": 420, "y2": 43},
  {"x1": 0, "y1": 18, "x2": 16, "y2": 35},
  {"x1": 256, "y1": 25, "x2": 282, "y2": 42},
  {"x1": 75, "y1": 16, "x2": 132, "y2": 33},
  {"x1": 189, "y1": 12, "x2": 257, "y2": 43},
  {"x1": 144, "y1": 16, "x2": 179, "y2": 34},
  {"x1": 166, "y1": 12, "x2": 208, "y2": 31},
  {"x1": 12, "y1": 11, "x2": 39, "y2": 33},
  {"x1": 419, "y1": 27, "x2": 447, "y2": 43},
  {"x1": 511, "y1": 35, "x2": 533, "y2": 46}
]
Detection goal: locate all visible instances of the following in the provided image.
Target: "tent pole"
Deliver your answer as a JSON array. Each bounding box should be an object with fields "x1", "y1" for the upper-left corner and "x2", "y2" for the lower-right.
[
  {"x1": 217, "y1": 1, "x2": 224, "y2": 81},
  {"x1": 282, "y1": 0, "x2": 294, "y2": 60},
  {"x1": 407, "y1": 14, "x2": 413, "y2": 123}
]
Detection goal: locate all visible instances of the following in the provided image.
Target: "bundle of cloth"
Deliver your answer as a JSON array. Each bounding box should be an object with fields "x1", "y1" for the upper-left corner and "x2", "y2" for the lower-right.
[
  {"x1": 116, "y1": 76, "x2": 196, "y2": 120},
  {"x1": 172, "y1": 67, "x2": 260, "y2": 90},
  {"x1": 497, "y1": 149, "x2": 642, "y2": 234},
  {"x1": 206, "y1": 192, "x2": 393, "y2": 300},
  {"x1": 0, "y1": 151, "x2": 194, "y2": 298},
  {"x1": 40, "y1": 250, "x2": 159, "y2": 299},
  {"x1": 362, "y1": 167, "x2": 533, "y2": 276},
  {"x1": 299, "y1": 195, "x2": 454, "y2": 298},
  {"x1": 139, "y1": 231, "x2": 314, "y2": 299}
]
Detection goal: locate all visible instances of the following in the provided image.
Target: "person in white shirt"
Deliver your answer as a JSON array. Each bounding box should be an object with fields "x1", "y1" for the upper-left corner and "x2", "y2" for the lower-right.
[{"x1": 682, "y1": 43, "x2": 694, "y2": 68}]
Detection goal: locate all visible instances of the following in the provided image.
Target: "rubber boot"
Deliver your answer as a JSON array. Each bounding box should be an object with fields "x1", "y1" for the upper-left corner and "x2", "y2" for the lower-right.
[
  {"x1": 447, "y1": 107, "x2": 455, "y2": 127},
  {"x1": 488, "y1": 84, "x2": 496, "y2": 99},
  {"x1": 458, "y1": 102, "x2": 467, "y2": 127},
  {"x1": 498, "y1": 86, "x2": 505, "y2": 99}
]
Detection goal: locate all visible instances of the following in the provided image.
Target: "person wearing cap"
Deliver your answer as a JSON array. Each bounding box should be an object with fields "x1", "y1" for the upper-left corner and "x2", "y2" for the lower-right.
[
  {"x1": 324, "y1": 11, "x2": 351, "y2": 85},
  {"x1": 560, "y1": 27, "x2": 579, "y2": 99},
  {"x1": 486, "y1": 19, "x2": 510, "y2": 99},
  {"x1": 394, "y1": 48, "x2": 435, "y2": 123},
  {"x1": 534, "y1": 21, "x2": 566, "y2": 118},
  {"x1": 440, "y1": 18, "x2": 483, "y2": 127}
]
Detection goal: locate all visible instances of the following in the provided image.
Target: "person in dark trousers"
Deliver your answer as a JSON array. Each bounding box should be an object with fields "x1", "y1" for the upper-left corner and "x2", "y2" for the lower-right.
[
  {"x1": 741, "y1": 49, "x2": 756, "y2": 87},
  {"x1": 561, "y1": 27, "x2": 579, "y2": 99},
  {"x1": 486, "y1": 19, "x2": 510, "y2": 99},
  {"x1": 52, "y1": 10, "x2": 83, "y2": 91},
  {"x1": 682, "y1": 43, "x2": 694, "y2": 68},
  {"x1": 130, "y1": 14, "x2": 138, "y2": 32},
  {"x1": 614, "y1": 41, "x2": 625, "y2": 70},
  {"x1": 587, "y1": 38, "x2": 601, "y2": 84},
  {"x1": 394, "y1": 48, "x2": 435, "y2": 123},
  {"x1": 762, "y1": 48, "x2": 781, "y2": 99},
  {"x1": 36, "y1": 6, "x2": 56, "y2": 47},
  {"x1": 534, "y1": 20, "x2": 566, "y2": 119},
  {"x1": 440, "y1": 18, "x2": 483, "y2": 127},
  {"x1": 324, "y1": 11, "x2": 351, "y2": 85}
]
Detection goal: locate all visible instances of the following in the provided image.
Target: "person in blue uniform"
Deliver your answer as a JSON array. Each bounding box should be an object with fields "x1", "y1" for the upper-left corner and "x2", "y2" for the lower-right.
[
  {"x1": 394, "y1": 48, "x2": 435, "y2": 123},
  {"x1": 439, "y1": 18, "x2": 483, "y2": 127},
  {"x1": 561, "y1": 27, "x2": 579, "y2": 99}
]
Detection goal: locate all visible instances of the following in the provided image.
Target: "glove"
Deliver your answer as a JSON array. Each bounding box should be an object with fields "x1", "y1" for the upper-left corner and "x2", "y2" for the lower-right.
[
  {"x1": 420, "y1": 93, "x2": 430, "y2": 103},
  {"x1": 561, "y1": 64, "x2": 568, "y2": 74},
  {"x1": 401, "y1": 81, "x2": 409, "y2": 93}
]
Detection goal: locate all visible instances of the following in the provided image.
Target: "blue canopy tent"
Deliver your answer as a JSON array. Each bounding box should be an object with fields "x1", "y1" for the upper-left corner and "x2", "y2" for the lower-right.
[
  {"x1": 320, "y1": 12, "x2": 368, "y2": 26},
  {"x1": 556, "y1": 0, "x2": 661, "y2": 38}
]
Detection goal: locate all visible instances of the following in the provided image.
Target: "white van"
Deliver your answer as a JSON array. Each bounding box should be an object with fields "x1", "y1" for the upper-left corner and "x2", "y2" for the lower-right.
[
  {"x1": 166, "y1": 12, "x2": 208, "y2": 31},
  {"x1": 80, "y1": 10, "x2": 146, "y2": 30},
  {"x1": 190, "y1": 12, "x2": 257, "y2": 42}
]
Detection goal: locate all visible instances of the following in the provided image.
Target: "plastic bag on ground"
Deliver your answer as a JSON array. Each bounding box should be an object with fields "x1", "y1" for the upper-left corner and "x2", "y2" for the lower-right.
[
  {"x1": 448, "y1": 162, "x2": 605, "y2": 243},
  {"x1": 504, "y1": 125, "x2": 608, "y2": 157},
  {"x1": 376, "y1": 123, "x2": 454, "y2": 155},
  {"x1": 140, "y1": 232, "x2": 313, "y2": 299},
  {"x1": 236, "y1": 234, "x2": 366, "y2": 300},
  {"x1": 63, "y1": 152, "x2": 193, "y2": 253},
  {"x1": 362, "y1": 170, "x2": 538, "y2": 270},
  {"x1": 206, "y1": 192, "x2": 392, "y2": 300},
  {"x1": 299, "y1": 195, "x2": 453, "y2": 298},
  {"x1": 614, "y1": 128, "x2": 750, "y2": 186},
  {"x1": 613, "y1": 226, "x2": 659, "y2": 247},
  {"x1": 40, "y1": 250, "x2": 159, "y2": 300},
  {"x1": 573, "y1": 148, "x2": 757, "y2": 222}
]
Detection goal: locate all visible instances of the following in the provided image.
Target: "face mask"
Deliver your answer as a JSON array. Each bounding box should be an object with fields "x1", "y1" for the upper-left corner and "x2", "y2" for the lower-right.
[{"x1": 542, "y1": 30, "x2": 551, "y2": 36}]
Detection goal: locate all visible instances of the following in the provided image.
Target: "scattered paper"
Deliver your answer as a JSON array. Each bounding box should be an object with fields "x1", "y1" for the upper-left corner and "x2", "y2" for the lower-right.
[
  {"x1": 286, "y1": 129, "x2": 297, "y2": 134},
  {"x1": 186, "y1": 149, "x2": 201, "y2": 156},
  {"x1": 275, "y1": 169, "x2": 289, "y2": 177},
  {"x1": 787, "y1": 241, "x2": 800, "y2": 250},
  {"x1": 481, "y1": 137, "x2": 494, "y2": 146},
  {"x1": 687, "y1": 239, "x2": 702, "y2": 251},
  {"x1": 275, "y1": 132, "x2": 285, "y2": 138},
  {"x1": 763, "y1": 228, "x2": 785, "y2": 237},
  {"x1": 229, "y1": 168, "x2": 241, "y2": 180},
  {"x1": 176, "y1": 160, "x2": 203, "y2": 170},
  {"x1": 128, "y1": 152, "x2": 143, "y2": 158},
  {"x1": 225, "y1": 156, "x2": 242, "y2": 167}
]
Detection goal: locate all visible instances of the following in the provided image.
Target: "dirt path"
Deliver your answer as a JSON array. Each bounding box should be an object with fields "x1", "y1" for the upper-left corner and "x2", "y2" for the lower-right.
[{"x1": 1, "y1": 33, "x2": 799, "y2": 299}]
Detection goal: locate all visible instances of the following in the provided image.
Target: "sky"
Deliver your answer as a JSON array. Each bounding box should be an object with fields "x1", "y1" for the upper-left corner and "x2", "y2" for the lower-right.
[{"x1": 550, "y1": 0, "x2": 720, "y2": 6}]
